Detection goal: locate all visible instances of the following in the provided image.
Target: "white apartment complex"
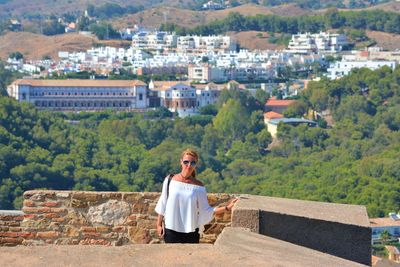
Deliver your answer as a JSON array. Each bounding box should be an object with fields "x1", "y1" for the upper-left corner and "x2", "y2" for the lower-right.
[
  {"x1": 132, "y1": 32, "x2": 178, "y2": 50},
  {"x1": 327, "y1": 60, "x2": 397, "y2": 79},
  {"x1": 7, "y1": 79, "x2": 147, "y2": 111},
  {"x1": 177, "y1": 35, "x2": 236, "y2": 52},
  {"x1": 188, "y1": 63, "x2": 274, "y2": 83},
  {"x1": 288, "y1": 32, "x2": 347, "y2": 53}
]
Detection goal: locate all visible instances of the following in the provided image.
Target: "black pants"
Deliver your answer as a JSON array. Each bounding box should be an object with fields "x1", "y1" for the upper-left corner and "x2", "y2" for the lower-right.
[{"x1": 164, "y1": 228, "x2": 200, "y2": 243}]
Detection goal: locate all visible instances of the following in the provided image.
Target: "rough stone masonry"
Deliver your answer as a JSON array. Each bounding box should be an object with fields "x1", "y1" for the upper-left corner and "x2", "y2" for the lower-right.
[{"x1": 0, "y1": 190, "x2": 232, "y2": 246}]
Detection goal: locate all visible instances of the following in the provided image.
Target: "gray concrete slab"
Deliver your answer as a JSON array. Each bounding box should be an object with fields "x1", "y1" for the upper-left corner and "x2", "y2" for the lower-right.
[{"x1": 235, "y1": 195, "x2": 370, "y2": 227}]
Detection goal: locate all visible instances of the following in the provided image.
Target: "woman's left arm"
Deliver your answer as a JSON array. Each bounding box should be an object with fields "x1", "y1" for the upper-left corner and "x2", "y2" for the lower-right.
[{"x1": 213, "y1": 198, "x2": 239, "y2": 215}]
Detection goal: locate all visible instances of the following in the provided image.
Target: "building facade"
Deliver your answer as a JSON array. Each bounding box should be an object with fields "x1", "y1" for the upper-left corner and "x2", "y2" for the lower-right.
[
  {"x1": 288, "y1": 32, "x2": 347, "y2": 54},
  {"x1": 327, "y1": 60, "x2": 397, "y2": 79},
  {"x1": 370, "y1": 213, "x2": 400, "y2": 245},
  {"x1": 156, "y1": 82, "x2": 221, "y2": 117},
  {"x1": 7, "y1": 79, "x2": 147, "y2": 111}
]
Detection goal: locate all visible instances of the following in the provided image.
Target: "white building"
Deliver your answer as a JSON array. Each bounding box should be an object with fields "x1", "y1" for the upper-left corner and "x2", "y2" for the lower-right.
[
  {"x1": 327, "y1": 60, "x2": 397, "y2": 79},
  {"x1": 288, "y1": 32, "x2": 347, "y2": 54},
  {"x1": 156, "y1": 82, "x2": 221, "y2": 117},
  {"x1": 177, "y1": 35, "x2": 236, "y2": 52},
  {"x1": 159, "y1": 83, "x2": 197, "y2": 117},
  {"x1": 188, "y1": 63, "x2": 274, "y2": 83},
  {"x1": 370, "y1": 213, "x2": 400, "y2": 245},
  {"x1": 7, "y1": 79, "x2": 147, "y2": 111},
  {"x1": 131, "y1": 32, "x2": 177, "y2": 51},
  {"x1": 202, "y1": 1, "x2": 225, "y2": 10}
]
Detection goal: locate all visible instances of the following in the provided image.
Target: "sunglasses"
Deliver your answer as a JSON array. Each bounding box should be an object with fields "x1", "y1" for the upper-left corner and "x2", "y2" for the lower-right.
[{"x1": 182, "y1": 160, "x2": 197, "y2": 167}]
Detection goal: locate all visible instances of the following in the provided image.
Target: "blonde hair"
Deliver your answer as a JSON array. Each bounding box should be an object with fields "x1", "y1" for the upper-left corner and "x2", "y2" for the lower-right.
[{"x1": 181, "y1": 148, "x2": 199, "y2": 178}]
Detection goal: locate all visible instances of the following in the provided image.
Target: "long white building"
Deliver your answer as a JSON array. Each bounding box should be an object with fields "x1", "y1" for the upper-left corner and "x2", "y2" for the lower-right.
[
  {"x1": 288, "y1": 32, "x2": 347, "y2": 54},
  {"x1": 7, "y1": 79, "x2": 147, "y2": 111},
  {"x1": 327, "y1": 60, "x2": 397, "y2": 79}
]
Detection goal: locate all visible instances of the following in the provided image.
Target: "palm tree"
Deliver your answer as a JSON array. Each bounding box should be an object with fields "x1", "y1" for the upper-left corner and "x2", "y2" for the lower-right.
[{"x1": 380, "y1": 230, "x2": 391, "y2": 244}]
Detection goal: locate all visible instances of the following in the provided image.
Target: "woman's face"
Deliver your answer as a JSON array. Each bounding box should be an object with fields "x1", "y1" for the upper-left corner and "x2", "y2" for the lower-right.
[{"x1": 180, "y1": 153, "x2": 197, "y2": 178}]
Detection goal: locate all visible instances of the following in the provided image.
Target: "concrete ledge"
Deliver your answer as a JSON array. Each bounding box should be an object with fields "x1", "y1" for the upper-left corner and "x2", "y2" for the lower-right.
[
  {"x1": 0, "y1": 210, "x2": 24, "y2": 216},
  {"x1": 215, "y1": 227, "x2": 367, "y2": 267},
  {"x1": 231, "y1": 195, "x2": 371, "y2": 266},
  {"x1": 231, "y1": 208, "x2": 259, "y2": 233},
  {"x1": 0, "y1": 228, "x2": 367, "y2": 267}
]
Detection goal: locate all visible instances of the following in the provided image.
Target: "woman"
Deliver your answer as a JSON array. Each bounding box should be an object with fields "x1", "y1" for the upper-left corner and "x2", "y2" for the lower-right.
[{"x1": 155, "y1": 148, "x2": 239, "y2": 243}]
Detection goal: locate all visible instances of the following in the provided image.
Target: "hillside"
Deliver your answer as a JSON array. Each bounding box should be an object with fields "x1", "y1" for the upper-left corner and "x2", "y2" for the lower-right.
[
  {"x1": 228, "y1": 31, "x2": 286, "y2": 50},
  {"x1": 0, "y1": 0, "x2": 145, "y2": 18},
  {"x1": 366, "y1": 30, "x2": 400, "y2": 50},
  {"x1": 0, "y1": 32, "x2": 130, "y2": 60},
  {"x1": 364, "y1": 1, "x2": 400, "y2": 13},
  {"x1": 110, "y1": 4, "x2": 311, "y2": 30}
]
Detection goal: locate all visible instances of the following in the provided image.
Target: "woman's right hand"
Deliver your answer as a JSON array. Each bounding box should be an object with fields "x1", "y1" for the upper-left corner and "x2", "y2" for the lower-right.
[{"x1": 157, "y1": 223, "x2": 164, "y2": 237}]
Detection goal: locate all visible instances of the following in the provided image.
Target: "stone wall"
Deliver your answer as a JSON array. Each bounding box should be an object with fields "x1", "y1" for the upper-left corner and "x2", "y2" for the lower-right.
[
  {"x1": 0, "y1": 190, "x2": 232, "y2": 246},
  {"x1": 0, "y1": 210, "x2": 25, "y2": 246}
]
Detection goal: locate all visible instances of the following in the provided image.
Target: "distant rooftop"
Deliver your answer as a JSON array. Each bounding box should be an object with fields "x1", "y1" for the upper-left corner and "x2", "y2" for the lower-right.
[
  {"x1": 11, "y1": 79, "x2": 147, "y2": 87},
  {"x1": 265, "y1": 98, "x2": 296, "y2": 107},
  {"x1": 370, "y1": 217, "x2": 400, "y2": 227},
  {"x1": 268, "y1": 118, "x2": 316, "y2": 126}
]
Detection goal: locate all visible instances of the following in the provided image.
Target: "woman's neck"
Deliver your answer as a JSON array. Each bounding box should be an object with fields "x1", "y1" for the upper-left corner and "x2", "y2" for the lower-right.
[{"x1": 180, "y1": 172, "x2": 192, "y2": 180}]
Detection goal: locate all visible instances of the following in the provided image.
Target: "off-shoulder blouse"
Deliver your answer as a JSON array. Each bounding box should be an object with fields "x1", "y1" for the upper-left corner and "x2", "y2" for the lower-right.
[{"x1": 155, "y1": 177, "x2": 215, "y2": 233}]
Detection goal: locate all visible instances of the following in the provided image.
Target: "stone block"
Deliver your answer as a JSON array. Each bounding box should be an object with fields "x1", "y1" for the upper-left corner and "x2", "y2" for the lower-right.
[
  {"x1": 83, "y1": 232, "x2": 101, "y2": 238},
  {"x1": 65, "y1": 210, "x2": 88, "y2": 225},
  {"x1": 65, "y1": 226, "x2": 80, "y2": 238},
  {"x1": 231, "y1": 209, "x2": 260, "y2": 233},
  {"x1": 23, "y1": 200, "x2": 36, "y2": 207},
  {"x1": 44, "y1": 213, "x2": 60, "y2": 219},
  {"x1": 72, "y1": 192, "x2": 99, "y2": 201},
  {"x1": 86, "y1": 200, "x2": 131, "y2": 226},
  {"x1": 55, "y1": 192, "x2": 71, "y2": 198},
  {"x1": 36, "y1": 231, "x2": 59, "y2": 238},
  {"x1": 128, "y1": 227, "x2": 151, "y2": 244},
  {"x1": 42, "y1": 202, "x2": 60, "y2": 207},
  {"x1": 112, "y1": 226, "x2": 126, "y2": 232},
  {"x1": 122, "y1": 193, "x2": 142, "y2": 203},
  {"x1": 71, "y1": 199, "x2": 88, "y2": 208},
  {"x1": 96, "y1": 226, "x2": 110, "y2": 233},
  {"x1": 80, "y1": 227, "x2": 96, "y2": 232},
  {"x1": 0, "y1": 237, "x2": 23, "y2": 245},
  {"x1": 101, "y1": 192, "x2": 123, "y2": 200},
  {"x1": 132, "y1": 203, "x2": 149, "y2": 213}
]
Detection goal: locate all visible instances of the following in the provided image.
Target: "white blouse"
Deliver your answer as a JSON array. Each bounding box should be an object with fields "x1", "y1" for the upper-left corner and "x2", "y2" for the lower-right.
[{"x1": 155, "y1": 177, "x2": 215, "y2": 233}]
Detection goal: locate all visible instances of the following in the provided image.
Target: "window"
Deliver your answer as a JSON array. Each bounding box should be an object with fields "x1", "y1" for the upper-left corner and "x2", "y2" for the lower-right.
[{"x1": 139, "y1": 93, "x2": 143, "y2": 101}]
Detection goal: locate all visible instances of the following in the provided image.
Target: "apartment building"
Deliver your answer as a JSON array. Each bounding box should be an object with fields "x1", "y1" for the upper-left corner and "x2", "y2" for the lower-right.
[
  {"x1": 327, "y1": 60, "x2": 397, "y2": 79},
  {"x1": 288, "y1": 32, "x2": 348, "y2": 53},
  {"x1": 132, "y1": 32, "x2": 177, "y2": 51},
  {"x1": 177, "y1": 35, "x2": 236, "y2": 52}
]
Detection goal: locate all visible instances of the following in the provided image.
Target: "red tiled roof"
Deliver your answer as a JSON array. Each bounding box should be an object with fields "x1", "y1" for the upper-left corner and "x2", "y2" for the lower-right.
[
  {"x1": 265, "y1": 99, "x2": 296, "y2": 107},
  {"x1": 264, "y1": 111, "x2": 284, "y2": 120},
  {"x1": 12, "y1": 79, "x2": 146, "y2": 87},
  {"x1": 370, "y1": 217, "x2": 400, "y2": 227}
]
